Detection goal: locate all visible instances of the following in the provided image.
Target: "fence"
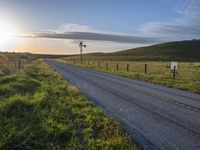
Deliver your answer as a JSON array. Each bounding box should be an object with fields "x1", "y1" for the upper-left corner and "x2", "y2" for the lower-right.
[
  {"x1": 0, "y1": 58, "x2": 31, "y2": 76},
  {"x1": 62, "y1": 58, "x2": 200, "y2": 80}
]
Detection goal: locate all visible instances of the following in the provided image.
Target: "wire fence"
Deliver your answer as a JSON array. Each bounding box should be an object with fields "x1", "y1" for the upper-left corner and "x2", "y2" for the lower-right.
[
  {"x1": 0, "y1": 57, "x2": 31, "y2": 76},
  {"x1": 61, "y1": 58, "x2": 200, "y2": 81}
]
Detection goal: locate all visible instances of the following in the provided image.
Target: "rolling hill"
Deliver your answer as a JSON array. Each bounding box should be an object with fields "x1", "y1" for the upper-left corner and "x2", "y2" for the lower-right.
[{"x1": 81, "y1": 39, "x2": 200, "y2": 61}]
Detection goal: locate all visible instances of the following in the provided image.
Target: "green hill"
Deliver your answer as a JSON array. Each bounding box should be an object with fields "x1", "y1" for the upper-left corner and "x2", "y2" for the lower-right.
[{"x1": 81, "y1": 39, "x2": 200, "y2": 61}]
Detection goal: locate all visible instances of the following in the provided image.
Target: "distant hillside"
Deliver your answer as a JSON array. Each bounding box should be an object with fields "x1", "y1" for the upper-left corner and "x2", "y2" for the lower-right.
[
  {"x1": 0, "y1": 52, "x2": 69, "y2": 61},
  {"x1": 79, "y1": 39, "x2": 200, "y2": 61}
]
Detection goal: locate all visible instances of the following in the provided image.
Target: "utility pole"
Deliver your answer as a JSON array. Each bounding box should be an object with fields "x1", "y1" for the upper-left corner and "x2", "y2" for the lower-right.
[{"x1": 79, "y1": 41, "x2": 86, "y2": 64}]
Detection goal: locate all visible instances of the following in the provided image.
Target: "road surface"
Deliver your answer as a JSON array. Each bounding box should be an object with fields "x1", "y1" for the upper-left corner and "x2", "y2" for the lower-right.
[{"x1": 47, "y1": 60, "x2": 200, "y2": 150}]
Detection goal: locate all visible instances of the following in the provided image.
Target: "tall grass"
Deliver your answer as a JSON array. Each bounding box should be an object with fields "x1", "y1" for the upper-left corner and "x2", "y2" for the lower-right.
[
  {"x1": 0, "y1": 53, "x2": 31, "y2": 76},
  {"x1": 0, "y1": 60, "x2": 138, "y2": 149}
]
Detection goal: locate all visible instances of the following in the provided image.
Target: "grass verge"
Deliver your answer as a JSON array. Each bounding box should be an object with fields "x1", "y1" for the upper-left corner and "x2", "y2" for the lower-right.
[
  {"x1": 60, "y1": 60, "x2": 200, "y2": 94},
  {"x1": 0, "y1": 60, "x2": 138, "y2": 150}
]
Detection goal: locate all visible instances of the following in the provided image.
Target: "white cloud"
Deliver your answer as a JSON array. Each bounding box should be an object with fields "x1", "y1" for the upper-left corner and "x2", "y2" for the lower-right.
[
  {"x1": 55, "y1": 23, "x2": 94, "y2": 33},
  {"x1": 139, "y1": 0, "x2": 200, "y2": 40},
  {"x1": 50, "y1": 23, "x2": 136, "y2": 36},
  {"x1": 176, "y1": 0, "x2": 200, "y2": 15}
]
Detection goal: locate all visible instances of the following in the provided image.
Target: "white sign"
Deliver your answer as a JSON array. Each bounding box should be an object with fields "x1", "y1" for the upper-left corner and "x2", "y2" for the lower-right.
[{"x1": 171, "y1": 62, "x2": 178, "y2": 70}]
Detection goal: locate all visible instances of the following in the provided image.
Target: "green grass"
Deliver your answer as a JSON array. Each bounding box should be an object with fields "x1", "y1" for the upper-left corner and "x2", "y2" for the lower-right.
[
  {"x1": 0, "y1": 52, "x2": 70, "y2": 76},
  {"x1": 0, "y1": 60, "x2": 138, "y2": 150},
  {"x1": 60, "y1": 59, "x2": 200, "y2": 94},
  {"x1": 0, "y1": 52, "x2": 30, "y2": 76}
]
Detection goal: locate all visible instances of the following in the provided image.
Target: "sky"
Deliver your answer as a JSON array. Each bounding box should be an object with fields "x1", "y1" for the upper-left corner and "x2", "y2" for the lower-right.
[{"x1": 0, "y1": 0, "x2": 199, "y2": 54}]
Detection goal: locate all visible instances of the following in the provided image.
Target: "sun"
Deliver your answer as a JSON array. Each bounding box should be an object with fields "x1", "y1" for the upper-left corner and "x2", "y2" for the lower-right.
[{"x1": 0, "y1": 21, "x2": 20, "y2": 48}]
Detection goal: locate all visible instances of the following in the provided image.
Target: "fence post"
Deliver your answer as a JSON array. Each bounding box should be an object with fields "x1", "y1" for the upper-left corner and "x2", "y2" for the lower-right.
[
  {"x1": 98, "y1": 62, "x2": 100, "y2": 67},
  {"x1": 106, "y1": 62, "x2": 108, "y2": 70},
  {"x1": 173, "y1": 66, "x2": 176, "y2": 79},
  {"x1": 116, "y1": 64, "x2": 119, "y2": 70},
  {"x1": 127, "y1": 64, "x2": 129, "y2": 72},
  {"x1": 145, "y1": 64, "x2": 147, "y2": 74},
  {"x1": 15, "y1": 63, "x2": 17, "y2": 69},
  {"x1": 93, "y1": 61, "x2": 94, "y2": 65},
  {"x1": 18, "y1": 59, "x2": 21, "y2": 69}
]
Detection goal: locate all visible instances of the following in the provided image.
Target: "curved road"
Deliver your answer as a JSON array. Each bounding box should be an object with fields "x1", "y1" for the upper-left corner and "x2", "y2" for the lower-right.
[{"x1": 47, "y1": 60, "x2": 200, "y2": 150}]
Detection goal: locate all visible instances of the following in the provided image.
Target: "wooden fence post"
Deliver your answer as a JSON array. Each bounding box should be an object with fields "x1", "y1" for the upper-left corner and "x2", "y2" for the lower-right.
[
  {"x1": 145, "y1": 64, "x2": 147, "y2": 74},
  {"x1": 98, "y1": 62, "x2": 100, "y2": 67},
  {"x1": 15, "y1": 63, "x2": 17, "y2": 69},
  {"x1": 116, "y1": 64, "x2": 119, "y2": 70},
  {"x1": 18, "y1": 59, "x2": 21, "y2": 69},
  {"x1": 127, "y1": 64, "x2": 129, "y2": 72},
  {"x1": 106, "y1": 62, "x2": 108, "y2": 70},
  {"x1": 173, "y1": 66, "x2": 176, "y2": 79}
]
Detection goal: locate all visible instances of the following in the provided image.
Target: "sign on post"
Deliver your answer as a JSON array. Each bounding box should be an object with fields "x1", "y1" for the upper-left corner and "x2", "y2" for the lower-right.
[
  {"x1": 171, "y1": 61, "x2": 178, "y2": 79},
  {"x1": 171, "y1": 62, "x2": 178, "y2": 70}
]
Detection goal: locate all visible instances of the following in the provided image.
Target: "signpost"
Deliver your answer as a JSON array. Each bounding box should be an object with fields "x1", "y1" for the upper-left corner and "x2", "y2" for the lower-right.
[
  {"x1": 171, "y1": 62, "x2": 178, "y2": 70},
  {"x1": 171, "y1": 62, "x2": 178, "y2": 79}
]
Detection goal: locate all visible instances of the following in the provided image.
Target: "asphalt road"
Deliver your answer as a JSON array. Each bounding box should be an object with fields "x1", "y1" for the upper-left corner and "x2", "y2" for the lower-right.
[{"x1": 47, "y1": 60, "x2": 200, "y2": 150}]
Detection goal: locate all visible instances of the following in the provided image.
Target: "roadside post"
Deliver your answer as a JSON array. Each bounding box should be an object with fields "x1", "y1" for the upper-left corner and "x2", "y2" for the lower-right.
[
  {"x1": 106, "y1": 62, "x2": 108, "y2": 70},
  {"x1": 145, "y1": 64, "x2": 147, "y2": 74},
  {"x1": 15, "y1": 62, "x2": 17, "y2": 69},
  {"x1": 116, "y1": 64, "x2": 119, "y2": 70},
  {"x1": 127, "y1": 64, "x2": 129, "y2": 72},
  {"x1": 171, "y1": 62, "x2": 178, "y2": 79},
  {"x1": 173, "y1": 66, "x2": 176, "y2": 79},
  {"x1": 18, "y1": 59, "x2": 21, "y2": 69}
]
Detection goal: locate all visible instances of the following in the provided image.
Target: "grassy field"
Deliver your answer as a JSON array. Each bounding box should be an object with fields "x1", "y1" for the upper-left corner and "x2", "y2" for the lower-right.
[
  {"x1": 0, "y1": 52, "x2": 32, "y2": 77},
  {"x1": 0, "y1": 60, "x2": 138, "y2": 150},
  {"x1": 0, "y1": 52, "x2": 70, "y2": 77},
  {"x1": 60, "y1": 59, "x2": 200, "y2": 94}
]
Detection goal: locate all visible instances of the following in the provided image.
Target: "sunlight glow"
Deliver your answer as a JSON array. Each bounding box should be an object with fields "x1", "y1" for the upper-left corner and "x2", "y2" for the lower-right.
[{"x1": 0, "y1": 21, "x2": 20, "y2": 48}]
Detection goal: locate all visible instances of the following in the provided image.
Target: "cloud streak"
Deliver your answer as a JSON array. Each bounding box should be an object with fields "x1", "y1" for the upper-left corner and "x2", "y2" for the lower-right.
[{"x1": 23, "y1": 23, "x2": 159, "y2": 44}]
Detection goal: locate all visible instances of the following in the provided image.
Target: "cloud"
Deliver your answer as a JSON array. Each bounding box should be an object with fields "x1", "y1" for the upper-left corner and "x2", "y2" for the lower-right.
[
  {"x1": 22, "y1": 0, "x2": 200, "y2": 48},
  {"x1": 23, "y1": 23, "x2": 159, "y2": 44},
  {"x1": 139, "y1": 0, "x2": 200, "y2": 40},
  {"x1": 176, "y1": 0, "x2": 200, "y2": 15},
  {"x1": 30, "y1": 31, "x2": 158, "y2": 44},
  {"x1": 52, "y1": 23, "x2": 94, "y2": 33},
  {"x1": 52, "y1": 23, "x2": 134, "y2": 36}
]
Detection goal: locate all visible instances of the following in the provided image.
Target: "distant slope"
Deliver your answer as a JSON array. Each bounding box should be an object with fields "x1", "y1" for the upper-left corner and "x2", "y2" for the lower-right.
[
  {"x1": 115, "y1": 39, "x2": 200, "y2": 55},
  {"x1": 112, "y1": 39, "x2": 200, "y2": 61},
  {"x1": 79, "y1": 39, "x2": 200, "y2": 61}
]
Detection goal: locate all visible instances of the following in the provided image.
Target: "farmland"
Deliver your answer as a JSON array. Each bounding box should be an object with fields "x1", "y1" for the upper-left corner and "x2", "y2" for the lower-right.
[{"x1": 0, "y1": 59, "x2": 138, "y2": 149}]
